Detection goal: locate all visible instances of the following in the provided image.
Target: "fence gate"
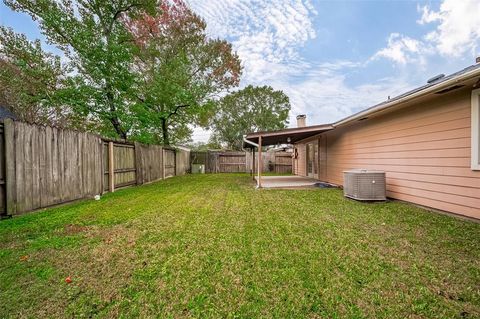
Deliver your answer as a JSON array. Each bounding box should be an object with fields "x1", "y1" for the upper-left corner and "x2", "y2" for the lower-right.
[
  {"x1": 103, "y1": 141, "x2": 137, "y2": 191},
  {"x1": 164, "y1": 148, "x2": 176, "y2": 178}
]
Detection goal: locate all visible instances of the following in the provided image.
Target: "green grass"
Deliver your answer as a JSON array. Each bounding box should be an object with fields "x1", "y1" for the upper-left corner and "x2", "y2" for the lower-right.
[{"x1": 0, "y1": 174, "x2": 479, "y2": 318}]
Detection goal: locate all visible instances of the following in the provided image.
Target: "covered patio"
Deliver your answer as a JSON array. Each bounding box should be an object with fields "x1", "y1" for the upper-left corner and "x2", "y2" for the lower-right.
[{"x1": 243, "y1": 122, "x2": 333, "y2": 188}]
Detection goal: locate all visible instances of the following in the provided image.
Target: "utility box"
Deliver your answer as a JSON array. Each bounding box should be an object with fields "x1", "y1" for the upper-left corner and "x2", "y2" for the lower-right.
[
  {"x1": 191, "y1": 164, "x2": 205, "y2": 174},
  {"x1": 343, "y1": 169, "x2": 386, "y2": 201}
]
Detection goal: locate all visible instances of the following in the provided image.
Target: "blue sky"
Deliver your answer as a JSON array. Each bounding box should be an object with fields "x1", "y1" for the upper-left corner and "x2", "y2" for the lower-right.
[{"x1": 1, "y1": 0, "x2": 480, "y2": 142}]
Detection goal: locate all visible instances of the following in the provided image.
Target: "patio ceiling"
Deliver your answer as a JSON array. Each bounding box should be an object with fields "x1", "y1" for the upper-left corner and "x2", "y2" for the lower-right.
[{"x1": 243, "y1": 124, "x2": 334, "y2": 148}]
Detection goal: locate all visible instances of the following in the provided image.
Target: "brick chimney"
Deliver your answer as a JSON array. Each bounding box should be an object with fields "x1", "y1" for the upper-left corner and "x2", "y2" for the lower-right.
[{"x1": 296, "y1": 114, "x2": 306, "y2": 127}]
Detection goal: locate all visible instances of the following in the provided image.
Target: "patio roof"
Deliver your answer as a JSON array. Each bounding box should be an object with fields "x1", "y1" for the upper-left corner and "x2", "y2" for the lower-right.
[{"x1": 243, "y1": 124, "x2": 333, "y2": 148}]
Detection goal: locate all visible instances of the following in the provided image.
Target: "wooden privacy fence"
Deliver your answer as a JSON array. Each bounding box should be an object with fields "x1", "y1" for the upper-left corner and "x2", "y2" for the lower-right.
[
  {"x1": 6, "y1": 121, "x2": 104, "y2": 215},
  {"x1": 190, "y1": 150, "x2": 293, "y2": 174},
  {"x1": 219, "y1": 152, "x2": 247, "y2": 173},
  {"x1": 0, "y1": 124, "x2": 5, "y2": 215},
  {"x1": 274, "y1": 152, "x2": 293, "y2": 173},
  {"x1": 191, "y1": 151, "x2": 247, "y2": 173},
  {"x1": 134, "y1": 143, "x2": 163, "y2": 184},
  {"x1": 1, "y1": 119, "x2": 190, "y2": 217},
  {"x1": 164, "y1": 148, "x2": 176, "y2": 178}
]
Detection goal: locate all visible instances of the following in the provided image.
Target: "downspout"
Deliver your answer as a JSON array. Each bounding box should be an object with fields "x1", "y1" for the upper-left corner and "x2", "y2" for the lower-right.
[
  {"x1": 240, "y1": 143, "x2": 254, "y2": 179},
  {"x1": 243, "y1": 135, "x2": 260, "y2": 188}
]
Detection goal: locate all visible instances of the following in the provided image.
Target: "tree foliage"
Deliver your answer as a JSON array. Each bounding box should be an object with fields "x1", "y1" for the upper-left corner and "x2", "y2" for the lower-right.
[
  {"x1": 124, "y1": 0, "x2": 242, "y2": 145},
  {"x1": 211, "y1": 85, "x2": 291, "y2": 150},
  {"x1": 0, "y1": 26, "x2": 81, "y2": 127},
  {"x1": 4, "y1": 0, "x2": 157, "y2": 139},
  {"x1": 5, "y1": 0, "x2": 242, "y2": 144},
  {"x1": 186, "y1": 140, "x2": 222, "y2": 151}
]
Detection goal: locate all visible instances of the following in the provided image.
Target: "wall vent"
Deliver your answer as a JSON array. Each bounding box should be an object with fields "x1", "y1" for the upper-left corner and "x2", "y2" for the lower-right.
[{"x1": 343, "y1": 169, "x2": 386, "y2": 201}]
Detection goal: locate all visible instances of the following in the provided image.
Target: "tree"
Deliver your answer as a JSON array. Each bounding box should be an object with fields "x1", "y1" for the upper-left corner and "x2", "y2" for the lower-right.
[
  {"x1": 211, "y1": 85, "x2": 291, "y2": 150},
  {"x1": 0, "y1": 26, "x2": 82, "y2": 128},
  {"x1": 124, "y1": 0, "x2": 242, "y2": 145},
  {"x1": 186, "y1": 140, "x2": 222, "y2": 151},
  {"x1": 5, "y1": 0, "x2": 157, "y2": 139}
]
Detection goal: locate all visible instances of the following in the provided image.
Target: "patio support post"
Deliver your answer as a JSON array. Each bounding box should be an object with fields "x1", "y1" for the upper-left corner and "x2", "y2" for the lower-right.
[{"x1": 258, "y1": 136, "x2": 262, "y2": 188}]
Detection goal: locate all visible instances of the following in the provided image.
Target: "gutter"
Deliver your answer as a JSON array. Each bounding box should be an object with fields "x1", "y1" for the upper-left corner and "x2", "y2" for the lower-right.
[
  {"x1": 334, "y1": 66, "x2": 480, "y2": 127},
  {"x1": 243, "y1": 135, "x2": 259, "y2": 148},
  {"x1": 243, "y1": 135, "x2": 260, "y2": 188}
]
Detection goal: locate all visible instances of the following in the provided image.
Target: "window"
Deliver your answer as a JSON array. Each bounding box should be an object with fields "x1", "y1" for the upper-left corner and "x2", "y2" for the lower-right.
[{"x1": 472, "y1": 88, "x2": 480, "y2": 170}]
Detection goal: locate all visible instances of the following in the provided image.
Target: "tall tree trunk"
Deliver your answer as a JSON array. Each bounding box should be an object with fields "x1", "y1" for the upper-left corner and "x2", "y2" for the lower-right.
[
  {"x1": 109, "y1": 116, "x2": 127, "y2": 140},
  {"x1": 161, "y1": 117, "x2": 169, "y2": 145},
  {"x1": 105, "y1": 84, "x2": 127, "y2": 139}
]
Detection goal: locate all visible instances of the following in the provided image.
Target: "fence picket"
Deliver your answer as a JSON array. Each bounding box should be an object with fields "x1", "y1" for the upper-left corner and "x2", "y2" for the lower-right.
[
  {"x1": 190, "y1": 150, "x2": 292, "y2": 174},
  {"x1": 0, "y1": 121, "x2": 189, "y2": 215}
]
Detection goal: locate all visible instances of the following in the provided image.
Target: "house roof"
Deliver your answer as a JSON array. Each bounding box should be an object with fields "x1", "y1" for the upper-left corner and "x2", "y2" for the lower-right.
[
  {"x1": 0, "y1": 106, "x2": 17, "y2": 120},
  {"x1": 244, "y1": 63, "x2": 480, "y2": 148},
  {"x1": 335, "y1": 62, "x2": 480, "y2": 126}
]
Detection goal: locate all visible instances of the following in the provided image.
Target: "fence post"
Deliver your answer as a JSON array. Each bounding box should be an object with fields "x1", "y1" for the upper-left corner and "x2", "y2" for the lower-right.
[
  {"x1": 206, "y1": 151, "x2": 210, "y2": 173},
  {"x1": 134, "y1": 142, "x2": 142, "y2": 185},
  {"x1": 244, "y1": 152, "x2": 247, "y2": 173},
  {"x1": 161, "y1": 147, "x2": 165, "y2": 179},
  {"x1": 108, "y1": 141, "x2": 115, "y2": 192},
  {"x1": 4, "y1": 119, "x2": 16, "y2": 216},
  {"x1": 174, "y1": 149, "x2": 177, "y2": 176}
]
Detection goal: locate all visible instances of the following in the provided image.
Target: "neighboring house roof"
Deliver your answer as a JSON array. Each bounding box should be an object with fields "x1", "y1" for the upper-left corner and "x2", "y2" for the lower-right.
[
  {"x1": 244, "y1": 62, "x2": 480, "y2": 148},
  {"x1": 0, "y1": 106, "x2": 17, "y2": 120}
]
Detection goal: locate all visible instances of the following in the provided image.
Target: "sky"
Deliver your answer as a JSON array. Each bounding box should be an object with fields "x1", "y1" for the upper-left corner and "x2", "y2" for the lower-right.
[{"x1": 1, "y1": 0, "x2": 480, "y2": 142}]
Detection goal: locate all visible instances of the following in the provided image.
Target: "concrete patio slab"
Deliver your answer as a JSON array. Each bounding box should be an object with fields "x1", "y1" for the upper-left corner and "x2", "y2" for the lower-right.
[{"x1": 255, "y1": 175, "x2": 319, "y2": 188}]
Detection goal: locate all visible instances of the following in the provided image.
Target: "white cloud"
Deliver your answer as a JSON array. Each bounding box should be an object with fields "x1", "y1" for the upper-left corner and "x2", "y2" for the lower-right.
[
  {"x1": 188, "y1": 0, "x2": 480, "y2": 143},
  {"x1": 417, "y1": 0, "x2": 480, "y2": 57},
  {"x1": 417, "y1": 4, "x2": 441, "y2": 25},
  {"x1": 189, "y1": 0, "x2": 317, "y2": 82},
  {"x1": 189, "y1": 0, "x2": 480, "y2": 143},
  {"x1": 187, "y1": 0, "x2": 414, "y2": 141},
  {"x1": 191, "y1": 127, "x2": 212, "y2": 143},
  {"x1": 373, "y1": 0, "x2": 480, "y2": 66},
  {"x1": 372, "y1": 33, "x2": 424, "y2": 65},
  {"x1": 269, "y1": 66, "x2": 412, "y2": 126}
]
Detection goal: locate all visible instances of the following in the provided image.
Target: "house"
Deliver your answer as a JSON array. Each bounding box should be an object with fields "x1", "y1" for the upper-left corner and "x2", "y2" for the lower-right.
[{"x1": 244, "y1": 62, "x2": 480, "y2": 219}]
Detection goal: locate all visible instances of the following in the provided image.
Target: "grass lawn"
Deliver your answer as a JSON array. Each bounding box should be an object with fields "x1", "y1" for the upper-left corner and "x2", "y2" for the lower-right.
[{"x1": 1, "y1": 174, "x2": 479, "y2": 318}]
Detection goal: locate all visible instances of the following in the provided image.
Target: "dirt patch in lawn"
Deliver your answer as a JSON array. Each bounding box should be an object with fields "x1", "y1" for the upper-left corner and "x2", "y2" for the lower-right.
[
  {"x1": 62, "y1": 224, "x2": 90, "y2": 235},
  {"x1": 37, "y1": 224, "x2": 142, "y2": 317}
]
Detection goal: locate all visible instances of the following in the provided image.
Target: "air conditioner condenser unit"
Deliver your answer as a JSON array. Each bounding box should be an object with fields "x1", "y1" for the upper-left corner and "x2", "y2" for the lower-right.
[{"x1": 343, "y1": 169, "x2": 386, "y2": 201}]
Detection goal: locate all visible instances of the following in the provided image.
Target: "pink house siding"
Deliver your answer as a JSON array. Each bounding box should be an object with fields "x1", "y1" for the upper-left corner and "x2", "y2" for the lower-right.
[
  {"x1": 294, "y1": 144, "x2": 306, "y2": 176},
  {"x1": 295, "y1": 88, "x2": 480, "y2": 219}
]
